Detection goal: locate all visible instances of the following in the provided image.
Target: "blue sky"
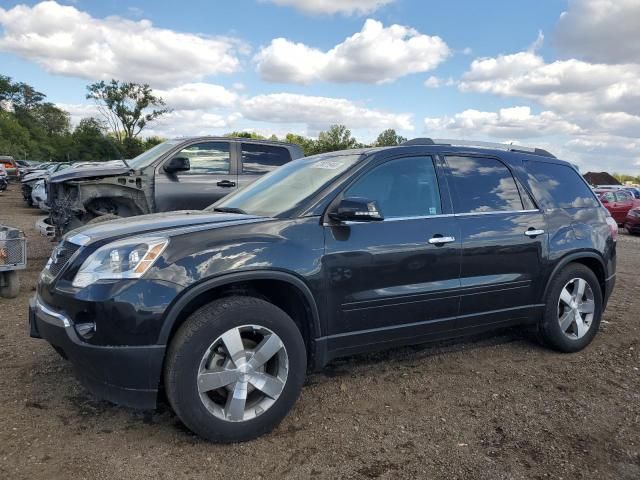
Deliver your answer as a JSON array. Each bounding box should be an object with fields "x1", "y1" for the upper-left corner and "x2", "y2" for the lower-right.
[{"x1": 1, "y1": 0, "x2": 639, "y2": 173}]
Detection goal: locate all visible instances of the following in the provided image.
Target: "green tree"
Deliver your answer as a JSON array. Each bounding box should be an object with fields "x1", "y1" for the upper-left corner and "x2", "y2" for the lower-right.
[
  {"x1": 375, "y1": 128, "x2": 407, "y2": 147},
  {"x1": 315, "y1": 124, "x2": 358, "y2": 154},
  {"x1": 224, "y1": 131, "x2": 265, "y2": 139},
  {"x1": 86, "y1": 79, "x2": 169, "y2": 142}
]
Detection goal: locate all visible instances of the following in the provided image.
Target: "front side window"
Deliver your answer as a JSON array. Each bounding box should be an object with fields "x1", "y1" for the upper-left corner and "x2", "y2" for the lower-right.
[
  {"x1": 602, "y1": 192, "x2": 615, "y2": 203},
  {"x1": 345, "y1": 156, "x2": 441, "y2": 218},
  {"x1": 242, "y1": 144, "x2": 290, "y2": 174},
  {"x1": 446, "y1": 156, "x2": 523, "y2": 214},
  {"x1": 524, "y1": 161, "x2": 599, "y2": 209},
  {"x1": 174, "y1": 142, "x2": 230, "y2": 175}
]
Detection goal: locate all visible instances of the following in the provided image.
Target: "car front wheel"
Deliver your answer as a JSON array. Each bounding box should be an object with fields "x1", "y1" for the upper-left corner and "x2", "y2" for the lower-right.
[{"x1": 165, "y1": 296, "x2": 306, "y2": 442}]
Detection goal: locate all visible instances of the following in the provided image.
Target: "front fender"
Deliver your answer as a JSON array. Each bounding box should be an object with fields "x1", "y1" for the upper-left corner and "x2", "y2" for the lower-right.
[{"x1": 156, "y1": 269, "x2": 322, "y2": 345}]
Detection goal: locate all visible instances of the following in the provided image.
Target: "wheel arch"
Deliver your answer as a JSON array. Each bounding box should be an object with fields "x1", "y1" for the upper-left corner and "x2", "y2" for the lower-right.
[
  {"x1": 158, "y1": 270, "x2": 322, "y2": 359},
  {"x1": 542, "y1": 251, "x2": 607, "y2": 302}
]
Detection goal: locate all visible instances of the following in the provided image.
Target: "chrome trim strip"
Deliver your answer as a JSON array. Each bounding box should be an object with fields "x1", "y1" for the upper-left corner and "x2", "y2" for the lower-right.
[
  {"x1": 35, "y1": 299, "x2": 71, "y2": 328},
  {"x1": 326, "y1": 209, "x2": 541, "y2": 225}
]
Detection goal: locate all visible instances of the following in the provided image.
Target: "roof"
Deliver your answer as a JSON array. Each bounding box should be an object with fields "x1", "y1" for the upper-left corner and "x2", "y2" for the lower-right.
[
  {"x1": 583, "y1": 172, "x2": 620, "y2": 186},
  {"x1": 169, "y1": 136, "x2": 301, "y2": 148}
]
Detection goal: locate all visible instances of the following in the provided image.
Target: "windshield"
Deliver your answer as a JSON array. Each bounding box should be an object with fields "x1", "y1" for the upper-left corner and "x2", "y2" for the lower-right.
[
  {"x1": 209, "y1": 153, "x2": 362, "y2": 217},
  {"x1": 127, "y1": 139, "x2": 184, "y2": 170}
]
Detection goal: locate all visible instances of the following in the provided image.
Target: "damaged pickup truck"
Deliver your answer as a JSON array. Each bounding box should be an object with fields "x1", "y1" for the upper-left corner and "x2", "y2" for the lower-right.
[{"x1": 42, "y1": 137, "x2": 304, "y2": 236}]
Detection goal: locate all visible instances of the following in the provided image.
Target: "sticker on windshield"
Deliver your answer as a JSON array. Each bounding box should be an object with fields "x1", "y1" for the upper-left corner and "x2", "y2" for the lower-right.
[{"x1": 310, "y1": 160, "x2": 344, "y2": 170}]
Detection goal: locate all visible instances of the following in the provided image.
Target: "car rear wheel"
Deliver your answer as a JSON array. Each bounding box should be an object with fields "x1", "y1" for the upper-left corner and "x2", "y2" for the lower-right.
[
  {"x1": 165, "y1": 296, "x2": 306, "y2": 443},
  {"x1": 538, "y1": 264, "x2": 603, "y2": 353}
]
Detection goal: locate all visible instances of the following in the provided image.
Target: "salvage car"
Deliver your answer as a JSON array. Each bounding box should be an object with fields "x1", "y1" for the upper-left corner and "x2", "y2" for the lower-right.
[
  {"x1": 22, "y1": 163, "x2": 70, "y2": 206},
  {"x1": 29, "y1": 139, "x2": 617, "y2": 442},
  {"x1": 44, "y1": 137, "x2": 304, "y2": 236}
]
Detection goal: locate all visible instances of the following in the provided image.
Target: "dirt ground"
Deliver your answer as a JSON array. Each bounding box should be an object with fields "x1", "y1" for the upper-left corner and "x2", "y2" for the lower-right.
[{"x1": 0, "y1": 183, "x2": 638, "y2": 480}]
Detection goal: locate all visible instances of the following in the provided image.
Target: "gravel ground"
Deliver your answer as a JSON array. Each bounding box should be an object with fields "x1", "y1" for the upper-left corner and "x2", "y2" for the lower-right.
[{"x1": 1, "y1": 183, "x2": 639, "y2": 479}]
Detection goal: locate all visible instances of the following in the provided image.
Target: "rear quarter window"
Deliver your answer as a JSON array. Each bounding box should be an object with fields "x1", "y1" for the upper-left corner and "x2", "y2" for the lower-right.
[{"x1": 524, "y1": 161, "x2": 599, "y2": 209}]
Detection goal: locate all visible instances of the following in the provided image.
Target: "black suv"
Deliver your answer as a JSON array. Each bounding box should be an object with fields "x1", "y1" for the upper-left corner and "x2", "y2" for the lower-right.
[
  {"x1": 29, "y1": 139, "x2": 617, "y2": 442},
  {"x1": 44, "y1": 137, "x2": 303, "y2": 235}
]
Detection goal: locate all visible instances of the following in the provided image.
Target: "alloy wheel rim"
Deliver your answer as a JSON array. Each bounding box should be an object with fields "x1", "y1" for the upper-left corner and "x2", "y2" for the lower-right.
[
  {"x1": 197, "y1": 325, "x2": 288, "y2": 422},
  {"x1": 557, "y1": 277, "x2": 595, "y2": 340}
]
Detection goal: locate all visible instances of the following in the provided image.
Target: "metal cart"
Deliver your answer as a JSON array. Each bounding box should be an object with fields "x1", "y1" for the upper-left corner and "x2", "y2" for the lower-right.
[{"x1": 0, "y1": 226, "x2": 26, "y2": 298}]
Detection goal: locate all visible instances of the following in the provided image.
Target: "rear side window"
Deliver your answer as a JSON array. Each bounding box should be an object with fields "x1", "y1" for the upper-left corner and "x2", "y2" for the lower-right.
[
  {"x1": 615, "y1": 191, "x2": 632, "y2": 202},
  {"x1": 446, "y1": 156, "x2": 524, "y2": 214},
  {"x1": 242, "y1": 144, "x2": 290, "y2": 174},
  {"x1": 524, "y1": 161, "x2": 598, "y2": 209}
]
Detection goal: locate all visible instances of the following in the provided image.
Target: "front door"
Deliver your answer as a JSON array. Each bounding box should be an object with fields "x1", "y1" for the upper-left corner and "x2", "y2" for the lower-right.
[
  {"x1": 443, "y1": 155, "x2": 547, "y2": 328},
  {"x1": 323, "y1": 155, "x2": 462, "y2": 354},
  {"x1": 154, "y1": 141, "x2": 237, "y2": 212}
]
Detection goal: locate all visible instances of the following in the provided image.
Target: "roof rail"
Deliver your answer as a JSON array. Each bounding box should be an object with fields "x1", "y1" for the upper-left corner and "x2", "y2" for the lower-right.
[
  {"x1": 402, "y1": 138, "x2": 556, "y2": 158},
  {"x1": 402, "y1": 137, "x2": 435, "y2": 146}
]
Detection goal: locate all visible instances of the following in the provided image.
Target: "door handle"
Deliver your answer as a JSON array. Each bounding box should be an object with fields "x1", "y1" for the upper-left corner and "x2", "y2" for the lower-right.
[
  {"x1": 428, "y1": 235, "x2": 456, "y2": 245},
  {"x1": 217, "y1": 180, "x2": 236, "y2": 187},
  {"x1": 525, "y1": 229, "x2": 545, "y2": 237}
]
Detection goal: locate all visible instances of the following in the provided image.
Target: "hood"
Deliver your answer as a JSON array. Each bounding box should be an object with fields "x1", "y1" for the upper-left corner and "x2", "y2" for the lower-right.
[
  {"x1": 50, "y1": 161, "x2": 131, "y2": 184},
  {"x1": 64, "y1": 210, "x2": 267, "y2": 246},
  {"x1": 22, "y1": 170, "x2": 49, "y2": 183}
]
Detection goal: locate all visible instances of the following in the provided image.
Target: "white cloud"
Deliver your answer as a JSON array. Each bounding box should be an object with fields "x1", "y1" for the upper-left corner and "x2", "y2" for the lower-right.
[
  {"x1": 262, "y1": 0, "x2": 394, "y2": 16},
  {"x1": 156, "y1": 83, "x2": 238, "y2": 110},
  {"x1": 255, "y1": 19, "x2": 450, "y2": 84},
  {"x1": 459, "y1": 51, "x2": 640, "y2": 116},
  {"x1": 241, "y1": 92, "x2": 413, "y2": 132},
  {"x1": 424, "y1": 75, "x2": 454, "y2": 88},
  {"x1": 555, "y1": 0, "x2": 640, "y2": 64},
  {"x1": 424, "y1": 106, "x2": 581, "y2": 139},
  {"x1": 147, "y1": 110, "x2": 242, "y2": 137},
  {"x1": 0, "y1": 1, "x2": 245, "y2": 87}
]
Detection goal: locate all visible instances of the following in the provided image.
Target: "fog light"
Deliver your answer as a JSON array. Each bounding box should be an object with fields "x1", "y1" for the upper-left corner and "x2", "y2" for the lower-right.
[{"x1": 75, "y1": 322, "x2": 96, "y2": 339}]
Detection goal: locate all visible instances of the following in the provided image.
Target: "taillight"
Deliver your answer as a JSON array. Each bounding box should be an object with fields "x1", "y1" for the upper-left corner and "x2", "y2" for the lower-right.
[{"x1": 605, "y1": 215, "x2": 618, "y2": 242}]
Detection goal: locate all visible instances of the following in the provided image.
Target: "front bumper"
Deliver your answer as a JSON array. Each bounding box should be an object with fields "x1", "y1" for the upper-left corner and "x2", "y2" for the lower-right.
[{"x1": 29, "y1": 296, "x2": 165, "y2": 409}]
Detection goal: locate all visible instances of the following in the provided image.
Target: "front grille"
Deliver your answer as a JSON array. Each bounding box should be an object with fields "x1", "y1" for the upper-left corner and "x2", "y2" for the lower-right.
[
  {"x1": 48, "y1": 241, "x2": 80, "y2": 277},
  {"x1": 0, "y1": 227, "x2": 26, "y2": 268}
]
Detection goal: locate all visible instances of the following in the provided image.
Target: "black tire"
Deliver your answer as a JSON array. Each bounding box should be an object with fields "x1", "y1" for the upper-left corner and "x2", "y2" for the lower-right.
[
  {"x1": 0, "y1": 271, "x2": 20, "y2": 298},
  {"x1": 538, "y1": 263, "x2": 603, "y2": 353},
  {"x1": 165, "y1": 296, "x2": 307, "y2": 443},
  {"x1": 86, "y1": 214, "x2": 121, "y2": 225}
]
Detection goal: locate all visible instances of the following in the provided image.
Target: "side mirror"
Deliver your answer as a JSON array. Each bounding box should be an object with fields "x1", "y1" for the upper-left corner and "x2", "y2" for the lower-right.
[
  {"x1": 164, "y1": 156, "x2": 190, "y2": 174},
  {"x1": 329, "y1": 197, "x2": 384, "y2": 222}
]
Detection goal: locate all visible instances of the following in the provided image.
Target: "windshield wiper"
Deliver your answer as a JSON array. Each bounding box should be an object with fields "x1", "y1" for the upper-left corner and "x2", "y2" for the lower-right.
[{"x1": 213, "y1": 207, "x2": 248, "y2": 215}]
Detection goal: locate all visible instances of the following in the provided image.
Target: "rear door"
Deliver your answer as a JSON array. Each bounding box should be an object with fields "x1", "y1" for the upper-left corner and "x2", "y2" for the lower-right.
[
  {"x1": 615, "y1": 191, "x2": 634, "y2": 220},
  {"x1": 154, "y1": 141, "x2": 238, "y2": 211},
  {"x1": 443, "y1": 155, "x2": 547, "y2": 328},
  {"x1": 235, "y1": 143, "x2": 292, "y2": 191}
]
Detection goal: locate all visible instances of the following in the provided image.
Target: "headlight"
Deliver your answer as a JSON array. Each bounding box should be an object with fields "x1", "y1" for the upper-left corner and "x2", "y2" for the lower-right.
[{"x1": 72, "y1": 237, "x2": 169, "y2": 288}]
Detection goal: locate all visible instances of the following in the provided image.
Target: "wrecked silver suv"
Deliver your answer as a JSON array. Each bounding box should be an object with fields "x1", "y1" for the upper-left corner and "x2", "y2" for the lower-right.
[{"x1": 42, "y1": 137, "x2": 304, "y2": 236}]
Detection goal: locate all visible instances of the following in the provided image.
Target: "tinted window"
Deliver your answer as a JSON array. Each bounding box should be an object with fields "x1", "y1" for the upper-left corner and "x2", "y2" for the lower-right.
[
  {"x1": 242, "y1": 144, "x2": 290, "y2": 174},
  {"x1": 174, "y1": 142, "x2": 230, "y2": 175},
  {"x1": 345, "y1": 156, "x2": 441, "y2": 218},
  {"x1": 446, "y1": 156, "x2": 523, "y2": 214},
  {"x1": 524, "y1": 161, "x2": 599, "y2": 209},
  {"x1": 615, "y1": 191, "x2": 632, "y2": 202}
]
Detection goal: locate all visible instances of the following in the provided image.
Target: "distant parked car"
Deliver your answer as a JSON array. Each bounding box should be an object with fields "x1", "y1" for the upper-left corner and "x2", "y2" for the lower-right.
[
  {"x1": 0, "y1": 164, "x2": 7, "y2": 192},
  {"x1": 31, "y1": 180, "x2": 48, "y2": 211},
  {"x1": 599, "y1": 190, "x2": 635, "y2": 225},
  {"x1": 0, "y1": 156, "x2": 18, "y2": 179},
  {"x1": 45, "y1": 137, "x2": 304, "y2": 235},
  {"x1": 624, "y1": 207, "x2": 640, "y2": 235},
  {"x1": 21, "y1": 163, "x2": 71, "y2": 206}
]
